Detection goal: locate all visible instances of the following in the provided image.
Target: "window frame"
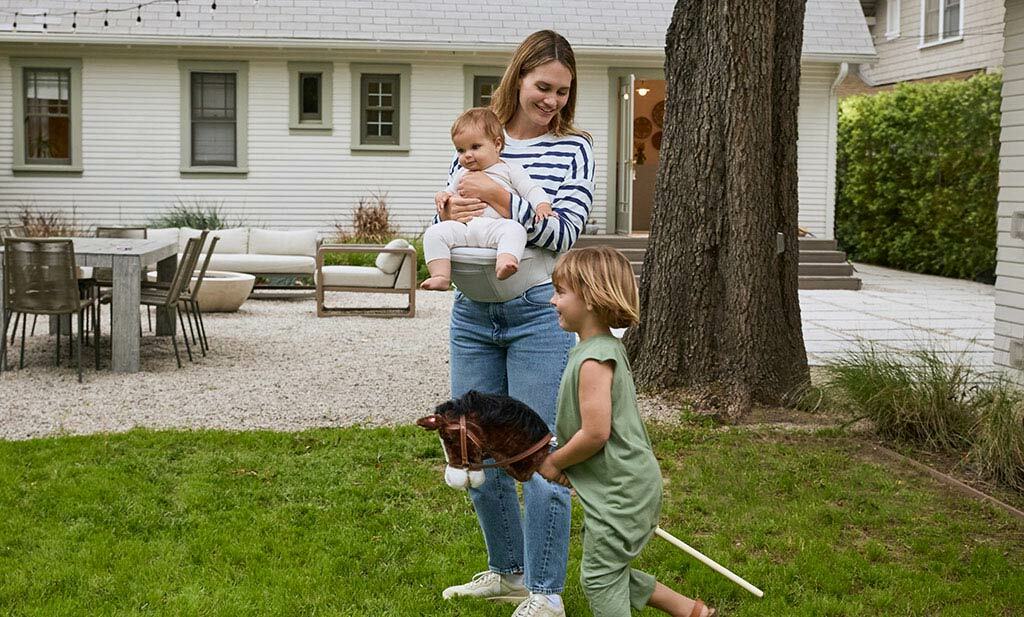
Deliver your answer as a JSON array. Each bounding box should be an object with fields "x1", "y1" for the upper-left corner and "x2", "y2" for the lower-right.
[
  {"x1": 885, "y1": 0, "x2": 901, "y2": 40},
  {"x1": 179, "y1": 60, "x2": 249, "y2": 174},
  {"x1": 288, "y1": 61, "x2": 333, "y2": 131},
  {"x1": 919, "y1": 0, "x2": 964, "y2": 48},
  {"x1": 350, "y1": 63, "x2": 411, "y2": 153},
  {"x1": 463, "y1": 65, "x2": 504, "y2": 109},
  {"x1": 12, "y1": 57, "x2": 83, "y2": 173}
]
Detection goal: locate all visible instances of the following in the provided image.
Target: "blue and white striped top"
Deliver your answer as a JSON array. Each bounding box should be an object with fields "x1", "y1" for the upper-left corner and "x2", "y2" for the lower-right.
[{"x1": 442, "y1": 131, "x2": 595, "y2": 253}]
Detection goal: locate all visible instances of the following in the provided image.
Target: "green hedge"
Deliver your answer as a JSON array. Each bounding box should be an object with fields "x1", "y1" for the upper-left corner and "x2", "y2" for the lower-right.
[{"x1": 836, "y1": 73, "x2": 999, "y2": 283}]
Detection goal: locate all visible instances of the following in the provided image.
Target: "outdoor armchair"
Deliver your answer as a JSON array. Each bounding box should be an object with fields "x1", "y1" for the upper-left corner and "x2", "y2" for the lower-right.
[
  {"x1": 0, "y1": 238, "x2": 100, "y2": 383},
  {"x1": 315, "y1": 239, "x2": 417, "y2": 318}
]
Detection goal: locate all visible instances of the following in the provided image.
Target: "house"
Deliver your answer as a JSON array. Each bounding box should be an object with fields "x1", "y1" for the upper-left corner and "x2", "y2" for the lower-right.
[
  {"x1": 0, "y1": 0, "x2": 873, "y2": 242},
  {"x1": 840, "y1": 0, "x2": 1004, "y2": 96}
]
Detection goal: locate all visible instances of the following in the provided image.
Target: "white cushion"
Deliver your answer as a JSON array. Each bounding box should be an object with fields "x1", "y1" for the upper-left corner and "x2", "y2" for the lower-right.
[
  {"x1": 204, "y1": 253, "x2": 316, "y2": 275},
  {"x1": 147, "y1": 228, "x2": 180, "y2": 247},
  {"x1": 179, "y1": 227, "x2": 248, "y2": 254},
  {"x1": 250, "y1": 229, "x2": 318, "y2": 257},
  {"x1": 374, "y1": 238, "x2": 411, "y2": 274},
  {"x1": 318, "y1": 265, "x2": 397, "y2": 288}
]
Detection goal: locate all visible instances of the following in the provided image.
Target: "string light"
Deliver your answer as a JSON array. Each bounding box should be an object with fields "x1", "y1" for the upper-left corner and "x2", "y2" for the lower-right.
[
  {"x1": 11, "y1": 11, "x2": 15, "y2": 29},
  {"x1": 175, "y1": 0, "x2": 180, "y2": 18},
  {"x1": 72, "y1": 11, "x2": 76, "y2": 29},
  {"x1": 136, "y1": 4, "x2": 142, "y2": 23},
  {"x1": 0, "y1": 1, "x2": 268, "y2": 32},
  {"x1": 104, "y1": 9, "x2": 109, "y2": 27},
  {"x1": 211, "y1": 2, "x2": 217, "y2": 9},
  {"x1": 41, "y1": 10, "x2": 46, "y2": 29}
]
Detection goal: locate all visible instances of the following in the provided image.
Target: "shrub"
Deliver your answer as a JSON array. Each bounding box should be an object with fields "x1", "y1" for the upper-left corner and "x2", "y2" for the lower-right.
[
  {"x1": 824, "y1": 346, "x2": 978, "y2": 450},
  {"x1": 16, "y1": 206, "x2": 85, "y2": 237},
  {"x1": 150, "y1": 199, "x2": 238, "y2": 230},
  {"x1": 335, "y1": 192, "x2": 396, "y2": 244},
  {"x1": 836, "y1": 73, "x2": 999, "y2": 283},
  {"x1": 969, "y1": 385, "x2": 1024, "y2": 491}
]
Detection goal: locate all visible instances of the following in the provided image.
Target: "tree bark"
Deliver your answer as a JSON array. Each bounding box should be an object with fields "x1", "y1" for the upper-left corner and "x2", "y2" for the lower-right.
[{"x1": 624, "y1": 0, "x2": 810, "y2": 417}]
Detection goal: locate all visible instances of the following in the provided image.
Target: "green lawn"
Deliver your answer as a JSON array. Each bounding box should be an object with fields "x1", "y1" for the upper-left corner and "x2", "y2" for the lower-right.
[{"x1": 1, "y1": 425, "x2": 1022, "y2": 616}]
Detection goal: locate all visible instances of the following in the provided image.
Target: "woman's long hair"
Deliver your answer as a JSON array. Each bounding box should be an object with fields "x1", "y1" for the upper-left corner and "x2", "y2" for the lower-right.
[{"x1": 490, "y1": 30, "x2": 590, "y2": 140}]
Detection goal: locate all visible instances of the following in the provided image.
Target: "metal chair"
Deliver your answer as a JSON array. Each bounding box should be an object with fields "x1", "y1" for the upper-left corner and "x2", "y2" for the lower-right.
[
  {"x1": 93, "y1": 226, "x2": 149, "y2": 331},
  {"x1": 138, "y1": 234, "x2": 206, "y2": 368},
  {"x1": 142, "y1": 236, "x2": 219, "y2": 355},
  {"x1": 0, "y1": 238, "x2": 100, "y2": 383}
]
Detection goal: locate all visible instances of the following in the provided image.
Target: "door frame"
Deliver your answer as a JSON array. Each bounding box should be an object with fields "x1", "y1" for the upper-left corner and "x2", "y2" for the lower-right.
[{"x1": 605, "y1": 67, "x2": 665, "y2": 235}]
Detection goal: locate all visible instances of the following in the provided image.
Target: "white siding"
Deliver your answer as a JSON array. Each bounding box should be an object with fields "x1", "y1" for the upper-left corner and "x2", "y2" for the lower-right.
[
  {"x1": 860, "y1": 0, "x2": 1004, "y2": 85},
  {"x1": 797, "y1": 62, "x2": 841, "y2": 239},
  {"x1": 995, "y1": 0, "x2": 1024, "y2": 376},
  {"x1": 0, "y1": 50, "x2": 610, "y2": 236}
]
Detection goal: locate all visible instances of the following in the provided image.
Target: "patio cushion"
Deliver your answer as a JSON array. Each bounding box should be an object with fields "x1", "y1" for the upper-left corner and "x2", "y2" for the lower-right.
[
  {"x1": 204, "y1": 253, "x2": 315, "y2": 275},
  {"x1": 250, "y1": 229, "x2": 317, "y2": 257},
  {"x1": 147, "y1": 227, "x2": 180, "y2": 247},
  {"x1": 375, "y1": 238, "x2": 411, "y2": 274},
  {"x1": 180, "y1": 227, "x2": 249, "y2": 254},
  {"x1": 318, "y1": 265, "x2": 396, "y2": 288}
]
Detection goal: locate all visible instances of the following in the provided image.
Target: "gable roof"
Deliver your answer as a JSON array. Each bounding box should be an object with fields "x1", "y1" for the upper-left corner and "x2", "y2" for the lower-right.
[{"x1": 0, "y1": 0, "x2": 875, "y2": 61}]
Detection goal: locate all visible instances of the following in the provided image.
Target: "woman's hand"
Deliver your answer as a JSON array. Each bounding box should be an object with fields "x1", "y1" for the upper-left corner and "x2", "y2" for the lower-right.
[
  {"x1": 538, "y1": 458, "x2": 571, "y2": 487},
  {"x1": 458, "y1": 172, "x2": 511, "y2": 218},
  {"x1": 440, "y1": 195, "x2": 488, "y2": 223}
]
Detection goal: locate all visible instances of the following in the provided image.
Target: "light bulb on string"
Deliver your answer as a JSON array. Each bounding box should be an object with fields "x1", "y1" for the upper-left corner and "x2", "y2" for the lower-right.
[
  {"x1": 104, "y1": 9, "x2": 109, "y2": 27},
  {"x1": 12, "y1": 12, "x2": 16, "y2": 29},
  {"x1": 72, "y1": 11, "x2": 77, "y2": 29},
  {"x1": 212, "y1": 2, "x2": 217, "y2": 9},
  {"x1": 175, "y1": 0, "x2": 181, "y2": 17},
  {"x1": 137, "y1": 4, "x2": 142, "y2": 23}
]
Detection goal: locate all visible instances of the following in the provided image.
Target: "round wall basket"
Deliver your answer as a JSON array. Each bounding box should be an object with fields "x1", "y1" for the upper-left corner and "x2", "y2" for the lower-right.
[
  {"x1": 651, "y1": 131, "x2": 663, "y2": 151},
  {"x1": 634, "y1": 116, "x2": 653, "y2": 140},
  {"x1": 652, "y1": 100, "x2": 665, "y2": 128}
]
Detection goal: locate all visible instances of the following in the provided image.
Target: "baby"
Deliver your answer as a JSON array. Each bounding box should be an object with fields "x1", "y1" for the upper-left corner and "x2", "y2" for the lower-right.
[{"x1": 421, "y1": 107, "x2": 555, "y2": 291}]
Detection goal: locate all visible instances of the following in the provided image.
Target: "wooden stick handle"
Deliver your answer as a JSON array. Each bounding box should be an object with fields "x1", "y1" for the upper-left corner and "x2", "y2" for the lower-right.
[{"x1": 654, "y1": 527, "x2": 765, "y2": 598}]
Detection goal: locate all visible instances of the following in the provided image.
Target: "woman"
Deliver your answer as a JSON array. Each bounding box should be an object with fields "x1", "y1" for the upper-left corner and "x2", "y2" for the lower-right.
[{"x1": 437, "y1": 30, "x2": 595, "y2": 617}]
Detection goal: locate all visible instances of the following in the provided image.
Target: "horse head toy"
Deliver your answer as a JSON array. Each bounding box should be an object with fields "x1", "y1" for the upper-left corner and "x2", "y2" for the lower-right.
[{"x1": 416, "y1": 390, "x2": 553, "y2": 490}]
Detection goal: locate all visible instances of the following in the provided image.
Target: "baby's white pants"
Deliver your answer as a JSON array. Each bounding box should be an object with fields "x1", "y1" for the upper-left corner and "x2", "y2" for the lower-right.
[{"x1": 422, "y1": 217, "x2": 527, "y2": 263}]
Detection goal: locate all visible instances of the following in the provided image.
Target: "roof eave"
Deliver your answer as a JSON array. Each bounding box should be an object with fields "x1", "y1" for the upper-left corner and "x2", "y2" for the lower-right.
[{"x1": 802, "y1": 52, "x2": 878, "y2": 64}]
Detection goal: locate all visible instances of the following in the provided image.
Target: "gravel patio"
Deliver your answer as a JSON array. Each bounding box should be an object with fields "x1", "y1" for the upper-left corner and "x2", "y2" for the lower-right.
[{"x1": 0, "y1": 264, "x2": 996, "y2": 441}]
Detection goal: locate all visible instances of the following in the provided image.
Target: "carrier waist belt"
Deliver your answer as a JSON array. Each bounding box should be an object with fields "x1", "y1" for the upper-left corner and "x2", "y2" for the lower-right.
[{"x1": 450, "y1": 247, "x2": 556, "y2": 303}]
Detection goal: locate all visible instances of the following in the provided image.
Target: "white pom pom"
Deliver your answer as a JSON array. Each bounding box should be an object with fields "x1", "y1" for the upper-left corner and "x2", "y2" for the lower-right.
[
  {"x1": 445, "y1": 465, "x2": 470, "y2": 490},
  {"x1": 468, "y1": 469, "x2": 486, "y2": 488}
]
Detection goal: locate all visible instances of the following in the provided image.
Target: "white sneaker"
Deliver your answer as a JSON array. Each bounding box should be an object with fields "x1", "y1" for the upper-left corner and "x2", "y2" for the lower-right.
[
  {"x1": 442, "y1": 570, "x2": 529, "y2": 603},
  {"x1": 511, "y1": 593, "x2": 566, "y2": 617}
]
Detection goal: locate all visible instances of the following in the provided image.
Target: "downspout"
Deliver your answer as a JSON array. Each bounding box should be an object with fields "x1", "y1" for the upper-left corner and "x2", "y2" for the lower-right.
[{"x1": 824, "y1": 62, "x2": 849, "y2": 241}]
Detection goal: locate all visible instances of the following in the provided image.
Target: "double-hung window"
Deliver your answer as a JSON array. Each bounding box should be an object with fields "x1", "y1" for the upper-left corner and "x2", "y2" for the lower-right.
[
  {"x1": 463, "y1": 66, "x2": 503, "y2": 109},
  {"x1": 921, "y1": 0, "x2": 963, "y2": 47},
  {"x1": 289, "y1": 62, "x2": 333, "y2": 131},
  {"x1": 179, "y1": 61, "x2": 248, "y2": 173},
  {"x1": 885, "y1": 0, "x2": 901, "y2": 40},
  {"x1": 12, "y1": 58, "x2": 82, "y2": 172},
  {"x1": 350, "y1": 64, "x2": 410, "y2": 152}
]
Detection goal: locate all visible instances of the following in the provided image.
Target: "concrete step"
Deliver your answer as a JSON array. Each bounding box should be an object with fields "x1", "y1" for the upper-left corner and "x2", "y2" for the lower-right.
[
  {"x1": 799, "y1": 276, "x2": 863, "y2": 290},
  {"x1": 631, "y1": 261, "x2": 643, "y2": 275},
  {"x1": 799, "y1": 238, "x2": 839, "y2": 251},
  {"x1": 574, "y1": 235, "x2": 649, "y2": 249},
  {"x1": 799, "y1": 262, "x2": 854, "y2": 277},
  {"x1": 618, "y1": 248, "x2": 647, "y2": 262},
  {"x1": 799, "y1": 250, "x2": 848, "y2": 264}
]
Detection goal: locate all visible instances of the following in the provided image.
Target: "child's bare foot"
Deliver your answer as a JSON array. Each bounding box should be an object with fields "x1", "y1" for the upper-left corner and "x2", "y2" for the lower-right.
[
  {"x1": 495, "y1": 255, "x2": 519, "y2": 280},
  {"x1": 420, "y1": 275, "x2": 451, "y2": 291}
]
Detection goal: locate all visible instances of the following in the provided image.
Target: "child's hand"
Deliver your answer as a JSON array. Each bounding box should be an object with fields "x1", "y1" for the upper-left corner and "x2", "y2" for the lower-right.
[
  {"x1": 533, "y1": 202, "x2": 556, "y2": 224},
  {"x1": 538, "y1": 459, "x2": 571, "y2": 487},
  {"x1": 435, "y1": 191, "x2": 453, "y2": 214}
]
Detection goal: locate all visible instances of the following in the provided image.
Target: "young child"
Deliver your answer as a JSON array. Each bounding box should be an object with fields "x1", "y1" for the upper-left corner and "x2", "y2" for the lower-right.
[
  {"x1": 420, "y1": 107, "x2": 556, "y2": 291},
  {"x1": 538, "y1": 246, "x2": 716, "y2": 617}
]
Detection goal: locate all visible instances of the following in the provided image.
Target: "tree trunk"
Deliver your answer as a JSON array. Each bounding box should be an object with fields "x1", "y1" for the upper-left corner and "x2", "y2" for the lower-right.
[{"x1": 624, "y1": 0, "x2": 810, "y2": 417}]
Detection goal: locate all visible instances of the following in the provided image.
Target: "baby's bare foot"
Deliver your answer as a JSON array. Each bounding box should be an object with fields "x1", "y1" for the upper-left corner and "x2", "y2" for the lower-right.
[
  {"x1": 495, "y1": 257, "x2": 519, "y2": 280},
  {"x1": 420, "y1": 276, "x2": 451, "y2": 291}
]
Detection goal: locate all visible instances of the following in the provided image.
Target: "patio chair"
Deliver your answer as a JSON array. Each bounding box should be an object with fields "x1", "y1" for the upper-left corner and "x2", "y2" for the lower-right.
[
  {"x1": 143, "y1": 236, "x2": 219, "y2": 355},
  {"x1": 93, "y1": 226, "x2": 150, "y2": 330},
  {"x1": 137, "y1": 235, "x2": 205, "y2": 368},
  {"x1": 315, "y1": 239, "x2": 417, "y2": 318},
  {"x1": 0, "y1": 238, "x2": 100, "y2": 383}
]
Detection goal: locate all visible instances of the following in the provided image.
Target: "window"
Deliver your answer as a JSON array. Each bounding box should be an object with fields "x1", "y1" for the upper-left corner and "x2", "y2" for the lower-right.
[
  {"x1": 350, "y1": 64, "x2": 411, "y2": 151},
  {"x1": 885, "y1": 0, "x2": 901, "y2": 39},
  {"x1": 463, "y1": 66, "x2": 504, "y2": 109},
  {"x1": 12, "y1": 58, "x2": 82, "y2": 172},
  {"x1": 921, "y1": 0, "x2": 962, "y2": 46},
  {"x1": 179, "y1": 61, "x2": 248, "y2": 173},
  {"x1": 288, "y1": 62, "x2": 333, "y2": 131}
]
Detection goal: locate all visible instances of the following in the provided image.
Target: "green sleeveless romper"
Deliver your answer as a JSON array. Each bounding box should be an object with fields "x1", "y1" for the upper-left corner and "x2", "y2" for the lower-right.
[{"x1": 555, "y1": 334, "x2": 663, "y2": 615}]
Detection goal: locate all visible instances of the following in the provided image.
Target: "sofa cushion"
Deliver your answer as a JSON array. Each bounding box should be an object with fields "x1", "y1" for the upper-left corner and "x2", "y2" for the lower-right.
[
  {"x1": 179, "y1": 227, "x2": 249, "y2": 254},
  {"x1": 375, "y1": 238, "x2": 411, "y2": 274},
  {"x1": 205, "y1": 253, "x2": 315, "y2": 275},
  {"x1": 250, "y1": 228, "x2": 318, "y2": 257},
  {"x1": 319, "y1": 265, "x2": 397, "y2": 288},
  {"x1": 147, "y1": 227, "x2": 180, "y2": 247}
]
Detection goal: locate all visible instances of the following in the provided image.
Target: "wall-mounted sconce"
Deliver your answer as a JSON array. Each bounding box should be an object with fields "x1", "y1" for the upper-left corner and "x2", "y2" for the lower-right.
[{"x1": 636, "y1": 80, "x2": 650, "y2": 97}]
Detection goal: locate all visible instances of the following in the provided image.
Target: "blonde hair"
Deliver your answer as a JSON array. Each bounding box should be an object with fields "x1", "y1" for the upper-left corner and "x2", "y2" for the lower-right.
[
  {"x1": 451, "y1": 107, "x2": 504, "y2": 147},
  {"x1": 490, "y1": 30, "x2": 591, "y2": 141},
  {"x1": 552, "y1": 246, "x2": 639, "y2": 329}
]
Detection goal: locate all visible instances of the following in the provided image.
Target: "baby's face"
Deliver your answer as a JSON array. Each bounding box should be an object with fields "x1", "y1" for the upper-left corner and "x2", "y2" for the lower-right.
[{"x1": 453, "y1": 128, "x2": 502, "y2": 171}]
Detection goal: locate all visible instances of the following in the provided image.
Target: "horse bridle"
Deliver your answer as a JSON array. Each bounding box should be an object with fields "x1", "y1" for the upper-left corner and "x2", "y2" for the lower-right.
[{"x1": 443, "y1": 415, "x2": 553, "y2": 472}]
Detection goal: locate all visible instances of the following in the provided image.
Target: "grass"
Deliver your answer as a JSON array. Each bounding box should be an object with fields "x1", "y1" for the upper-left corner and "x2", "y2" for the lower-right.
[{"x1": 1, "y1": 425, "x2": 1022, "y2": 616}]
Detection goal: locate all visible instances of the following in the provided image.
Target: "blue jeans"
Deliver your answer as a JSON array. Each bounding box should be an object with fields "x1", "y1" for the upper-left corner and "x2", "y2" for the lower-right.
[{"x1": 450, "y1": 282, "x2": 575, "y2": 595}]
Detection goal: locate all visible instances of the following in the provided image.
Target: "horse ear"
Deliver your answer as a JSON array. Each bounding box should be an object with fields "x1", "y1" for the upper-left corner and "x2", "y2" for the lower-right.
[{"x1": 416, "y1": 414, "x2": 441, "y2": 431}]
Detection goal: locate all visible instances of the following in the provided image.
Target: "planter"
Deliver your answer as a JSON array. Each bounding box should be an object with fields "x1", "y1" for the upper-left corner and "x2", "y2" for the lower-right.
[{"x1": 148, "y1": 270, "x2": 255, "y2": 313}]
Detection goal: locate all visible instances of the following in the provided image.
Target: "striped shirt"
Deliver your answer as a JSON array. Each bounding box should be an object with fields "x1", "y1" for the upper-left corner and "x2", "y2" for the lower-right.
[{"x1": 442, "y1": 131, "x2": 595, "y2": 253}]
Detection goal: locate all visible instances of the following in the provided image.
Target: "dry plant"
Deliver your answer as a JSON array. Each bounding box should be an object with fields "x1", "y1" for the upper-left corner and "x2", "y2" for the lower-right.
[
  {"x1": 334, "y1": 191, "x2": 396, "y2": 244},
  {"x1": 16, "y1": 205, "x2": 85, "y2": 237}
]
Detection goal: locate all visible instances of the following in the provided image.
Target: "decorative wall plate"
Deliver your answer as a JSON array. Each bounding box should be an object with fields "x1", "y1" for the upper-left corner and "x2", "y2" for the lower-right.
[
  {"x1": 633, "y1": 116, "x2": 653, "y2": 140},
  {"x1": 652, "y1": 100, "x2": 665, "y2": 128},
  {"x1": 651, "y1": 131, "x2": 663, "y2": 151}
]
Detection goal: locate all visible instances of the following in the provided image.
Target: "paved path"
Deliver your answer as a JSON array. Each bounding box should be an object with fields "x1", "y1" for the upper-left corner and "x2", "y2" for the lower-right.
[{"x1": 800, "y1": 264, "x2": 994, "y2": 368}]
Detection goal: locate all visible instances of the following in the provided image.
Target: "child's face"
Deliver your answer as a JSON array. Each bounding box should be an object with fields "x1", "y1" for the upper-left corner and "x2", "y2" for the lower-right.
[
  {"x1": 550, "y1": 282, "x2": 588, "y2": 333},
  {"x1": 453, "y1": 127, "x2": 502, "y2": 171}
]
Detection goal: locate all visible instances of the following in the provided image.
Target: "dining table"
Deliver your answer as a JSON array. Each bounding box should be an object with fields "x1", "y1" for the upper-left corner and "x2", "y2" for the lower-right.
[{"x1": 0, "y1": 237, "x2": 179, "y2": 373}]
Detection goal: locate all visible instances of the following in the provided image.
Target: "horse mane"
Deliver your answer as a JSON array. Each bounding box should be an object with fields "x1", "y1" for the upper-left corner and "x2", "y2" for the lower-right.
[{"x1": 437, "y1": 390, "x2": 550, "y2": 443}]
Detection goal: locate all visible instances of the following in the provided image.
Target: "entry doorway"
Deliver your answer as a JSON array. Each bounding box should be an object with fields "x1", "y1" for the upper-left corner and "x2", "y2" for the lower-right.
[{"x1": 611, "y1": 70, "x2": 665, "y2": 235}]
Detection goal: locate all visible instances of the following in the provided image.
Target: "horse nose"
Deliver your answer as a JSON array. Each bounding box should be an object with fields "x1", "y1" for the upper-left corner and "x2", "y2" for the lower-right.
[{"x1": 416, "y1": 415, "x2": 441, "y2": 430}]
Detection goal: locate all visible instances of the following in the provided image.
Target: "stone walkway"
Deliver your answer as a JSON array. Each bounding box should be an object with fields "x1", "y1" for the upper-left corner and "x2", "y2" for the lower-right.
[{"x1": 800, "y1": 263, "x2": 994, "y2": 369}]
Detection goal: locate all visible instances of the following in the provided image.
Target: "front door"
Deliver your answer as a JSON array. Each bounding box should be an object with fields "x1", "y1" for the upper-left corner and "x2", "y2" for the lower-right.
[{"x1": 615, "y1": 74, "x2": 635, "y2": 235}]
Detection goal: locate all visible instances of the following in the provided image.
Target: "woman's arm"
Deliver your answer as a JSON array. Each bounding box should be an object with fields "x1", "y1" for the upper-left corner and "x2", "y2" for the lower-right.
[
  {"x1": 434, "y1": 157, "x2": 489, "y2": 223},
  {"x1": 457, "y1": 172, "x2": 512, "y2": 218},
  {"x1": 514, "y1": 138, "x2": 596, "y2": 253},
  {"x1": 545, "y1": 359, "x2": 613, "y2": 472}
]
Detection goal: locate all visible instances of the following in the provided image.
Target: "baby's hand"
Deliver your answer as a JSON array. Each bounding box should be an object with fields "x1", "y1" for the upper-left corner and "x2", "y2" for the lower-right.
[
  {"x1": 435, "y1": 191, "x2": 453, "y2": 214},
  {"x1": 533, "y1": 202, "x2": 556, "y2": 223}
]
